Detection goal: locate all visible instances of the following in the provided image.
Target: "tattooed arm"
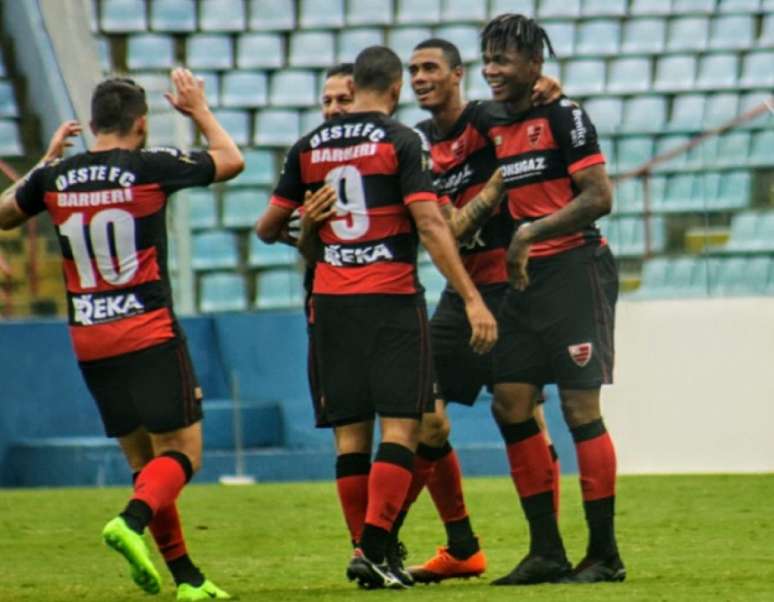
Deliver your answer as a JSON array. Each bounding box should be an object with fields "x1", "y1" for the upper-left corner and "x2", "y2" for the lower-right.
[{"x1": 445, "y1": 168, "x2": 504, "y2": 241}]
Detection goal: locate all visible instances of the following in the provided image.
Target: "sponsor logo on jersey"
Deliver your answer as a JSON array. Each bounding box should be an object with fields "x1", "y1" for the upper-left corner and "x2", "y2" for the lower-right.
[
  {"x1": 72, "y1": 293, "x2": 145, "y2": 326},
  {"x1": 310, "y1": 143, "x2": 378, "y2": 163},
  {"x1": 501, "y1": 157, "x2": 547, "y2": 180},
  {"x1": 324, "y1": 243, "x2": 394, "y2": 267},
  {"x1": 459, "y1": 228, "x2": 486, "y2": 251},
  {"x1": 56, "y1": 188, "x2": 134, "y2": 207},
  {"x1": 568, "y1": 342, "x2": 593, "y2": 367},
  {"x1": 570, "y1": 108, "x2": 587, "y2": 148},
  {"x1": 527, "y1": 124, "x2": 543, "y2": 147},
  {"x1": 434, "y1": 163, "x2": 474, "y2": 195}
]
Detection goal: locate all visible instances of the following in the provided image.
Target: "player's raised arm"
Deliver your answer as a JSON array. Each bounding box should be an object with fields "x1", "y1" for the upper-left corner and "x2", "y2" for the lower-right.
[
  {"x1": 410, "y1": 200, "x2": 498, "y2": 354},
  {"x1": 165, "y1": 68, "x2": 243, "y2": 182}
]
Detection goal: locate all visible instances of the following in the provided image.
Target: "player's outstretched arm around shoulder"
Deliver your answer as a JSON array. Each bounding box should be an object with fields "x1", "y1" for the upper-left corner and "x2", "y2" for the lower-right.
[
  {"x1": 0, "y1": 120, "x2": 81, "y2": 230},
  {"x1": 445, "y1": 168, "x2": 504, "y2": 241},
  {"x1": 410, "y1": 200, "x2": 498, "y2": 354},
  {"x1": 165, "y1": 68, "x2": 244, "y2": 182}
]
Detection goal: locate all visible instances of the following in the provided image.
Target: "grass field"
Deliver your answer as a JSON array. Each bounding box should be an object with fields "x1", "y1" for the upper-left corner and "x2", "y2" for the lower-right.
[{"x1": 1, "y1": 474, "x2": 772, "y2": 601}]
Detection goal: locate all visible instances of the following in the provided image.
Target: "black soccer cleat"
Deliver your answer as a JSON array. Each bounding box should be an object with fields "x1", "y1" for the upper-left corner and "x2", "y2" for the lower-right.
[
  {"x1": 559, "y1": 555, "x2": 626, "y2": 584},
  {"x1": 491, "y1": 553, "x2": 572, "y2": 586},
  {"x1": 385, "y1": 539, "x2": 415, "y2": 587},
  {"x1": 346, "y1": 549, "x2": 408, "y2": 590}
]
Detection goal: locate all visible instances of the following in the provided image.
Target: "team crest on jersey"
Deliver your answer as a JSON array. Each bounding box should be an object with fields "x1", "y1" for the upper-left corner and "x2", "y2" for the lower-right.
[
  {"x1": 451, "y1": 139, "x2": 465, "y2": 159},
  {"x1": 568, "y1": 343, "x2": 593, "y2": 367},
  {"x1": 527, "y1": 124, "x2": 543, "y2": 147}
]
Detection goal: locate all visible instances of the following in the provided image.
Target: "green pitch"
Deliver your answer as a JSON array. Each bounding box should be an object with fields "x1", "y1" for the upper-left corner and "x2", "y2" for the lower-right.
[{"x1": 1, "y1": 474, "x2": 772, "y2": 601}]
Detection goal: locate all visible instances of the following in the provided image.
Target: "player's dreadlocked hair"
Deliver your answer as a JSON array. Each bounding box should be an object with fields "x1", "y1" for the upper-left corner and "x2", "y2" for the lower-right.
[{"x1": 480, "y1": 13, "x2": 556, "y2": 61}]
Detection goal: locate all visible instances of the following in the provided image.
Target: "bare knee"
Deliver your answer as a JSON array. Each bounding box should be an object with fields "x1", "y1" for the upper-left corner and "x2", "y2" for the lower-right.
[
  {"x1": 559, "y1": 388, "x2": 602, "y2": 429},
  {"x1": 419, "y1": 411, "x2": 451, "y2": 448},
  {"x1": 150, "y1": 423, "x2": 203, "y2": 474},
  {"x1": 493, "y1": 383, "x2": 539, "y2": 424}
]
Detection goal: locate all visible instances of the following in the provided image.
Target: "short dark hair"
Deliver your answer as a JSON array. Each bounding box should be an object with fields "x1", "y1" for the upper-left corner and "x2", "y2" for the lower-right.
[
  {"x1": 90, "y1": 77, "x2": 148, "y2": 135},
  {"x1": 413, "y1": 38, "x2": 463, "y2": 70},
  {"x1": 325, "y1": 62, "x2": 354, "y2": 79},
  {"x1": 480, "y1": 13, "x2": 556, "y2": 60},
  {"x1": 353, "y1": 46, "x2": 403, "y2": 93}
]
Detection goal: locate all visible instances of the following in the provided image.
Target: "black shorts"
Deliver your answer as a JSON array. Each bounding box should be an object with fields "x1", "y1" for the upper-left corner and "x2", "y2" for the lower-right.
[
  {"x1": 79, "y1": 338, "x2": 203, "y2": 438},
  {"x1": 493, "y1": 243, "x2": 618, "y2": 390},
  {"x1": 312, "y1": 293, "x2": 434, "y2": 425},
  {"x1": 430, "y1": 283, "x2": 508, "y2": 405}
]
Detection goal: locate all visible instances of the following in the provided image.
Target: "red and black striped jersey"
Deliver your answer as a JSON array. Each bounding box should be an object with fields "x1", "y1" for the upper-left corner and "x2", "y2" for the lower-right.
[
  {"x1": 15, "y1": 147, "x2": 215, "y2": 361},
  {"x1": 271, "y1": 111, "x2": 438, "y2": 296},
  {"x1": 471, "y1": 97, "x2": 607, "y2": 258},
  {"x1": 415, "y1": 101, "x2": 512, "y2": 287}
]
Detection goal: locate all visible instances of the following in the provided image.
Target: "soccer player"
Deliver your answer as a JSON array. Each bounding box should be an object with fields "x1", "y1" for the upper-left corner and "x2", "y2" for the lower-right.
[
  {"x1": 259, "y1": 45, "x2": 498, "y2": 589},
  {"x1": 473, "y1": 14, "x2": 623, "y2": 585},
  {"x1": 397, "y1": 38, "x2": 563, "y2": 584},
  {"x1": 0, "y1": 70, "x2": 243, "y2": 600}
]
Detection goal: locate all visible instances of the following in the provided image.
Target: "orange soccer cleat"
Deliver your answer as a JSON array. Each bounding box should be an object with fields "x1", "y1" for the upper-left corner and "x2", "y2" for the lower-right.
[{"x1": 407, "y1": 546, "x2": 487, "y2": 583}]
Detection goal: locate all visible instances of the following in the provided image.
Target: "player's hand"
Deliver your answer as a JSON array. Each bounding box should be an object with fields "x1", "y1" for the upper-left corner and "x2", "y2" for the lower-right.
[
  {"x1": 532, "y1": 75, "x2": 562, "y2": 106},
  {"x1": 43, "y1": 120, "x2": 81, "y2": 162},
  {"x1": 507, "y1": 224, "x2": 532, "y2": 291},
  {"x1": 286, "y1": 208, "x2": 302, "y2": 243},
  {"x1": 302, "y1": 186, "x2": 337, "y2": 226},
  {"x1": 465, "y1": 296, "x2": 498, "y2": 355},
  {"x1": 165, "y1": 68, "x2": 208, "y2": 117}
]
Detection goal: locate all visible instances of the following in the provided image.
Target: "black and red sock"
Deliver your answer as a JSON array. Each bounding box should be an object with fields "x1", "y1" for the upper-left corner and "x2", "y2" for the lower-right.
[
  {"x1": 335, "y1": 453, "x2": 371, "y2": 546},
  {"x1": 548, "y1": 443, "x2": 561, "y2": 517}
]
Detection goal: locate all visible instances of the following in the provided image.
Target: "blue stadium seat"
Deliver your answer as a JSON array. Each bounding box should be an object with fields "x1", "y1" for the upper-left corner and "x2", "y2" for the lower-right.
[
  {"x1": 97, "y1": 37, "x2": 111, "y2": 72},
  {"x1": 668, "y1": 93, "x2": 706, "y2": 132},
  {"x1": 255, "y1": 269, "x2": 304, "y2": 309},
  {"x1": 269, "y1": 70, "x2": 317, "y2": 107},
  {"x1": 541, "y1": 21, "x2": 575, "y2": 57},
  {"x1": 660, "y1": 173, "x2": 701, "y2": 212},
  {"x1": 575, "y1": 19, "x2": 620, "y2": 56},
  {"x1": 126, "y1": 34, "x2": 175, "y2": 71},
  {"x1": 192, "y1": 230, "x2": 240, "y2": 270},
  {"x1": 724, "y1": 211, "x2": 759, "y2": 251},
  {"x1": 186, "y1": 34, "x2": 233, "y2": 70},
  {"x1": 708, "y1": 170, "x2": 751, "y2": 210},
  {"x1": 237, "y1": 33, "x2": 284, "y2": 69},
  {"x1": 653, "y1": 134, "x2": 693, "y2": 172},
  {"x1": 738, "y1": 92, "x2": 774, "y2": 130},
  {"x1": 248, "y1": 0, "x2": 295, "y2": 30},
  {"x1": 254, "y1": 109, "x2": 300, "y2": 146},
  {"x1": 489, "y1": 0, "x2": 535, "y2": 17},
  {"x1": 740, "y1": 51, "x2": 774, "y2": 88},
  {"x1": 582, "y1": 0, "x2": 627, "y2": 15},
  {"x1": 199, "y1": 272, "x2": 247, "y2": 313},
  {"x1": 213, "y1": 109, "x2": 250, "y2": 146},
  {"x1": 612, "y1": 178, "x2": 645, "y2": 214},
  {"x1": 749, "y1": 130, "x2": 774, "y2": 166},
  {"x1": 542, "y1": 59, "x2": 560, "y2": 81},
  {"x1": 398, "y1": 105, "x2": 427, "y2": 127},
  {"x1": 703, "y1": 92, "x2": 739, "y2": 128},
  {"x1": 654, "y1": 55, "x2": 697, "y2": 92},
  {"x1": 607, "y1": 57, "x2": 651, "y2": 94},
  {"x1": 696, "y1": 53, "x2": 739, "y2": 90},
  {"x1": 563, "y1": 59, "x2": 606, "y2": 96},
  {"x1": 198, "y1": 71, "x2": 220, "y2": 107},
  {"x1": 714, "y1": 131, "x2": 751, "y2": 167},
  {"x1": 443, "y1": 0, "x2": 487, "y2": 22},
  {"x1": 338, "y1": 28, "x2": 384, "y2": 63},
  {"x1": 132, "y1": 72, "x2": 171, "y2": 111},
  {"x1": 147, "y1": 112, "x2": 194, "y2": 146},
  {"x1": 712, "y1": 257, "x2": 759, "y2": 296},
  {"x1": 0, "y1": 120, "x2": 22, "y2": 156},
  {"x1": 630, "y1": 0, "x2": 671, "y2": 14},
  {"x1": 248, "y1": 238, "x2": 296, "y2": 267},
  {"x1": 582, "y1": 97, "x2": 623, "y2": 134},
  {"x1": 223, "y1": 188, "x2": 269, "y2": 228},
  {"x1": 150, "y1": 0, "x2": 196, "y2": 32},
  {"x1": 718, "y1": 0, "x2": 761, "y2": 11},
  {"x1": 539, "y1": 0, "x2": 580, "y2": 18},
  {"x1": 433, "y1": 26, "x2": 480, "y2": 63},
  {"x1": 221, "y1": 71, "x2": 268, "y2": 108},
  {"x1": 300, "y1": 108, "x2": 323, "y2": 134},
  {"x1": 616, "y1": 136, "x2": 655, "y2": 172},
  {"x1": 231, "y1": 150, "x2": 276, "y2": 186},
  {"x1": 187, "y1": 189, "x2": 219, "y2": 229},
  {"x1": 621, "y1": 18, "x2": 666, "y2": 54},
  {"x1": 0, "y1": 82, "x2": 18, "y2": 118},
  {"x1": 607, "y1": 216, "x2": 665, "y2": 258},
  {"x1": 672, "y1": 0, "x2": 717, "y2": 13},
  {"x1": 466, "y1": 62, "x2": 490, "y2": 101},
  {"x1": 347, "y1": 0, "x2": 394, "y2": 26},
  {"x1": 199, "y1": 0, "x2": 246, "y2": 31},
  {"x1": 418, "y1": 264, "x2": 445, "y2": 305},
  {"x1": 300, "y1": 0, "x2": 345, "y2": 28},
  {"x1": 598, "y1": 136, "x2": 616, "y2": 173},
  {"x1": 667, "y1": 17, "x2": 709, "y2": 52},
  {"x1": 637, "y1": 257, "x2": 672, "y2": 293},
  {"x1": 101, "y1": 0, "x2": 147, "y2": 32},
  {"x1": 387, "y1": 27, "x2": 434, "y2": 62},
  {"x1": 396, "y1": 0, "x2": 441, "y2": 24},
  {"x1": 637, "y1": 257, "x2": 700, "y2": 297},
  {"x1": 710, "y1": 15, "x2": 755, "y2": 50},
  {"x1": 621, "y1": 96, "x2": 667, "y2": 133},
  {"x1": 289, "y1": 31, "x2": 336, "y2": 68}
]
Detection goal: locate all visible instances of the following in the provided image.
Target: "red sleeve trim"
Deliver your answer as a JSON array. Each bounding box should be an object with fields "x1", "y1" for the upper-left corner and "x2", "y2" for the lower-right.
[
  {"x1": 568, "y1": 153, "x2": 605, "y2": 175},
  {"x1": 270, "y1": 194, "x2": 299, "y2": 210},
  {"x1": 404, "y1": 192, "x2": 438, "y2": 206},
  {"x1": 437, "y1": 194, "x2": 451, "y2": 207}
]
